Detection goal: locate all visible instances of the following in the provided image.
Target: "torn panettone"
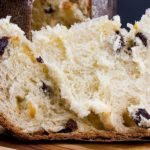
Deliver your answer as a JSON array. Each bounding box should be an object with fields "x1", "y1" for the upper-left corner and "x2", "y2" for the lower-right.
[
  {"x1": 0, "y1": 0, "x2": 117, "y2": 34},
  {"x1": 32, "y1": 0, "x2": 117, "y2": 30}
]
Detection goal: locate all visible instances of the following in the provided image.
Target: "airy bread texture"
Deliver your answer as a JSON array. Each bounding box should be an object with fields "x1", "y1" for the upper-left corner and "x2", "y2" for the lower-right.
[
  {"x1": 126, "y1": 9, "x2": 150, "y2": 129},
  {"x1": 32, "y1": 0, "x2": 90, "y2": 30},
  {"x1": 0, "y1": 11, "x2": 150, "y2": 141},
  {"x1": 32, "y1": 13, "x2": 150, "y2": 133}
]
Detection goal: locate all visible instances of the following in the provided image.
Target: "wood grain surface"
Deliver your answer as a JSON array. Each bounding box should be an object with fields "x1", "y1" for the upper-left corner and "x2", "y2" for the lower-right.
[{"x1": 0, "y1": 135, "x2": 150, "y2": 150}]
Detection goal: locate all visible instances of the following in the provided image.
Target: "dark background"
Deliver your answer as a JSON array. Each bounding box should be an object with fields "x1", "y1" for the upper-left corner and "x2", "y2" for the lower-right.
[{"x1": 117, "y1": 0, "x2": 150, "y2": 27}]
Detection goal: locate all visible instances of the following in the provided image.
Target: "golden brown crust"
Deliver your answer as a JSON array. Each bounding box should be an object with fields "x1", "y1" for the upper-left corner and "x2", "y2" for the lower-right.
[{"x1": 0, "y1": 113, "x2": 150, "y2": 141}]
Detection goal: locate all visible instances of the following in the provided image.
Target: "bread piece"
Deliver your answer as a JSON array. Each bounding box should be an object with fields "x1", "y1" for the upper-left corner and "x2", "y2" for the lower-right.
[
  {"x1": 0, "y1": 11, "x2": 150, "y2": 141},
  {"x1": 0, "y1": 17, "x2": 109, "y2": 140},
  {"x1": 0, "y1": 1, "x2": 117, "y2": 37},
  {"x1": 32, "y1": 12, "x2": 150, "y2": 134},
  {"x1": 125, "y1": 9, "x2": 150, "y2": 129},
  {"x1": 32, "y1": 0, "x2": 117, "y2": 30},
  {"x1": 32, "y1": 0, "x2": 91, "y2": 30},
  {"x1": 0, "y1": 0, "x2": 32, "y2": 38}
]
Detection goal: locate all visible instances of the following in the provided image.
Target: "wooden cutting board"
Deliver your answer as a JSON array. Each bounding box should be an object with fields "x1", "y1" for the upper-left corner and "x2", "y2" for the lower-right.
[{"x1": 0, "y1": 135, "x2": 150, "y2": 150}]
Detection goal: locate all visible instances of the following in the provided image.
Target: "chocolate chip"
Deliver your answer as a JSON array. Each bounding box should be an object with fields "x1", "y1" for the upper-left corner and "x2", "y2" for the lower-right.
[
  {"x1": 134, "y1": 108, "x2": 150, "y2": 128},
  {"x1": 136, "y1": 32, "x2": 147, "y2": 47},
  {"x1": 36, "y1": 56, "x2": 44, "y2": 63},
  {"x1": 44, "y1": 5, "x2": 54, "y2": 14},
  {"x1": 0, "y1": 37, "x2": 9, "y2": 55},
  {"x1": 41, "y1": 81, "x2": 53, "y2": 95},
  {"x1": 58, "y1": 119, "x2": 78, "y2": 133}
]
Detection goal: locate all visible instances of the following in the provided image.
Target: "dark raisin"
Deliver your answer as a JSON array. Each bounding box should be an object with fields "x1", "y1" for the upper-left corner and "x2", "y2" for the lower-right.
[
  {"x1": 138, "y1": 109, "x2": 150, "y2": 120},
  {"x1": 124, "y1": 47, "x2": 132, "y2": 55},
  {"x1": 41, "y1": 81, "x2": 53, "y2": 95},
  {"x1": 36, "y1": 56, "x2": 44, "y2": 63},
  {"x1": 127, "y1": 47, "x2": 132, "y2": 51},
  {"x1": 115, "y1": 30, "x2": 120, "y2": 35},
  {"x1": 58, "y1": 119, "x2": 78, "y2": 133},
  {"x1": 115, "y1": 30, "x2": 125, "y2": 53},
  {"x1": 0, "y1": 37, "x2": 9, "y2": 55},
  {"x1": 134, "y1": 108, "x2": 150, "y2": 128},
  {"x1": 65, "y1": 119, "x2": 78, "y2": 131},
  {"x1": 136, "y1": 32, "x2": 147, "y2": 47},
  {"x1": 121, "y1": 37, "x2": 125, "y2": 46},
  {"x1": 44, "y1": 5, "x2": 54, "y2": 14}
]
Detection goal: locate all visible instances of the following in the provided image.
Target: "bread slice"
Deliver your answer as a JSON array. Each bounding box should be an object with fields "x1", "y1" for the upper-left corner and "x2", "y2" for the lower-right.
[{"x1": 0, "y1": 11, "x2": 150, "y2": 141}]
